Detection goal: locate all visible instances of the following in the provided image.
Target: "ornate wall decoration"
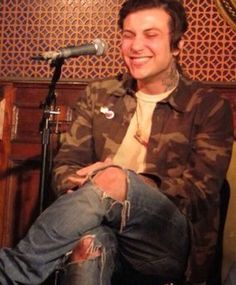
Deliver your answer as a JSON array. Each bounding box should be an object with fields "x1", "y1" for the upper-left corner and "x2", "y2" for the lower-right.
[
  {"x1": 215, "y1": 0, "x2": 236, "y2": 31},
  {"x1": 0, "y1": 0, "x2": 235, "y2": 82}
]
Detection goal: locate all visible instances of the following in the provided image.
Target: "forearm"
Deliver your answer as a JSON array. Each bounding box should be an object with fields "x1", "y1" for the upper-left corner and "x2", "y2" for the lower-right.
[{"x1": 52, "y1": 86, "x2": 95, "y2": 195}]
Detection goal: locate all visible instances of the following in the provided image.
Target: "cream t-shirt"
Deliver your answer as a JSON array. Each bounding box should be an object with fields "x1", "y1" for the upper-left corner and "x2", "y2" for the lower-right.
[{"x1": 112, "y1": 88, "x2": 174, "y2": 172}]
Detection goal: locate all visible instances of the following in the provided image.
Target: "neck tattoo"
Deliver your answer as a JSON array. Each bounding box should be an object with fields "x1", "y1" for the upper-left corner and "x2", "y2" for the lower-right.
[{"x1": 162, "y1": 64, "x2": 179, "y2": 92}]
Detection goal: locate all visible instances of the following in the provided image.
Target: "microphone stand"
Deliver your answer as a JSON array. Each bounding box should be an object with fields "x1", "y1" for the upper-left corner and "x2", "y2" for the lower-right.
[{"x1": 39, "y1": 58, "x2": 64, "y2": 213}]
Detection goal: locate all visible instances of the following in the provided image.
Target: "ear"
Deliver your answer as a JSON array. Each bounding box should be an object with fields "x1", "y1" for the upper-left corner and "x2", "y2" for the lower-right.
[{"x1": 172, "y1": 39, "x2": 184, "y2": 56}]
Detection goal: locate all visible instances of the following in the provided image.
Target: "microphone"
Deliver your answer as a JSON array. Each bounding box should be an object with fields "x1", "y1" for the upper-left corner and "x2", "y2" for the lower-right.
[{"x1": 31, "y1": 39, "x2": 107, "y2": 61}]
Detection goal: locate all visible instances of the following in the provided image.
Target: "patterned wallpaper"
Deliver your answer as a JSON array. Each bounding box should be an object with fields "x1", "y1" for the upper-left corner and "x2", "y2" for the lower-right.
[{"x1": 0, "y1": 0, "x2": 235, "y2": 82}]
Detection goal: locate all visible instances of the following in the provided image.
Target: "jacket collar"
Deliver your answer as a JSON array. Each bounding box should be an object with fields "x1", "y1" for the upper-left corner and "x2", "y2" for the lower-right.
[
  {"x1": 108, "y1": 73, "x2": 198, "y2": 113},
  {"x1": 161, "y1": 76, "x2": 196, "y2": 113},
  {"x1": 106, "y1": 73, "x2": 136, "y2": 97}
]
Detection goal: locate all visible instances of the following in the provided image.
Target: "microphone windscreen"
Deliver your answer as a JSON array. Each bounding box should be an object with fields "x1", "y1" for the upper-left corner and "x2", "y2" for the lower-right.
[{"x1": 94, "y1": 39, "x2": 107, "y2": 55}]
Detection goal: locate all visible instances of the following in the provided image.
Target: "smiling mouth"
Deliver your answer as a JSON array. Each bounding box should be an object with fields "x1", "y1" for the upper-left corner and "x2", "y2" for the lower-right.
[{"x1": 130, "y1": 56, "x2": 151, "y2": 64}]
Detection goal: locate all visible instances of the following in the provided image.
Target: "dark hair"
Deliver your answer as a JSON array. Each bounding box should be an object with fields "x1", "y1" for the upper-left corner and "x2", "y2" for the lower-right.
[{"x1": 118, "y1": 0, "x2": 188, "y2": 50}]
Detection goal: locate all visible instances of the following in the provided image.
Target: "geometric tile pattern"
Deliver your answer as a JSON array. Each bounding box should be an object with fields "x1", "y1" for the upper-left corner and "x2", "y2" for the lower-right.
[{"x1": 0, "y1": 0, "x2": 235, "y2": 82}]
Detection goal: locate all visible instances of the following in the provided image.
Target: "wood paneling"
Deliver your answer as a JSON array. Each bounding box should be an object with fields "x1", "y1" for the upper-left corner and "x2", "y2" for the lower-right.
[
  {"x1": 0, "y1": 80, "x2": 87, "y2": 246},
  {"x1": 0, "y1": 79, "x2": 235, "y2": 248}
]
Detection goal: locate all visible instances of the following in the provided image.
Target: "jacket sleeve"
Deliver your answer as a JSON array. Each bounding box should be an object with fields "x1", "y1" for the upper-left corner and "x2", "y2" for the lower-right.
[
  {"x1": 159, "y1": 95, "x2": 234, "y2": 221},
  {"x1": 52, "y1": 84, "x2": 96, "y2": 196}
]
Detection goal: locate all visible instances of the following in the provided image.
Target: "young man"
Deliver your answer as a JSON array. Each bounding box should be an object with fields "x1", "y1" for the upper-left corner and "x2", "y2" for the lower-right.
[{"x1": 0, "y1": 0, "x2": 234, "y2": 284}]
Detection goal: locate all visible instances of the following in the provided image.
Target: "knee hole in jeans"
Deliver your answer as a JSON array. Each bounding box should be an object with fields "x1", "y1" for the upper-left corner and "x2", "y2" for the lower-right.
[{"x1": 92, "y1": 167, "x2": 127, "y2": 202}]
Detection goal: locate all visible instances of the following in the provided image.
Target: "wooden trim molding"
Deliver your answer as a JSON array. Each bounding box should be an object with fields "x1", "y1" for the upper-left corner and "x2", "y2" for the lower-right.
[{"x1": 0, "y1": 99, "x2": 5, "y2": 140}]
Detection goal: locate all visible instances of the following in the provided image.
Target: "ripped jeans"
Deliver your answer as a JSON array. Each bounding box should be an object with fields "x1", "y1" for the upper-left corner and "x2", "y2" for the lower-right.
[{"x1": 0, "y1": 169, "x2": 189, "y2": 285}]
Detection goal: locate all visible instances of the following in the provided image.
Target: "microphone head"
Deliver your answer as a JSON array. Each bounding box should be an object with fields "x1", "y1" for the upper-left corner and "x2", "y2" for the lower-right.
[{"x1": 93, "y1": 39, "x2": 107, "y2": 56}]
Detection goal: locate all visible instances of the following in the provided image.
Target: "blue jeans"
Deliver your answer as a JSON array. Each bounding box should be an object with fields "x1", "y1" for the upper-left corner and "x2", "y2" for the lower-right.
[
  {"x1": 0, "y1": 170, "x2": 189, "y2": 285},
  {"x1": 60, "y1": 226, "x2": 118, "y2": 285}
]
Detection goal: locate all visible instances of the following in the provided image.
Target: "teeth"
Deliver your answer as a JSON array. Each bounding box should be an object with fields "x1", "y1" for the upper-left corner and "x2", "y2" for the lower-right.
[{"x1": 131, "y1": 57, "x2": 149, "y2": 63}]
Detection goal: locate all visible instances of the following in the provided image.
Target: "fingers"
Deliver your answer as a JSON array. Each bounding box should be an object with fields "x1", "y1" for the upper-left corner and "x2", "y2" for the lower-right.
[
  {"x1": 76, "y1": 159, "x2": 112, "y2": 177},
  {"x1": 67, "y1": 175, "x2": 88, "y2": 187},
  {"x1": 67, "y1": 157, "x2": 113, "y2": 188},
  {"x1": 104, "y1": 157, "x2": 113, "y2": 163},
  {"x1": 75, "y1": 162, "x2": 100, "y2": 176}
]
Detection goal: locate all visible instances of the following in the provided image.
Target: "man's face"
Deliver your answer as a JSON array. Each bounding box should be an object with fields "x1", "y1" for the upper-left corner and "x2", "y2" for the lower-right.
[{"x1": 121, "y1": 8, "x2": 180, "y2": 86}]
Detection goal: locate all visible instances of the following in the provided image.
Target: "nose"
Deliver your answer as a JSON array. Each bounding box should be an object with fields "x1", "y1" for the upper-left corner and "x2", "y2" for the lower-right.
[{"x1": 130, "y1": 35, "x2": 144, "y2": 52}]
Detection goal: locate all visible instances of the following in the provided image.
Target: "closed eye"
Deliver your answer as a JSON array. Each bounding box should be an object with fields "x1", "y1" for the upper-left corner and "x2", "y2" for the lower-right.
[{"x1": 122, "y1": 31, "x2": 135, "y2": 39}]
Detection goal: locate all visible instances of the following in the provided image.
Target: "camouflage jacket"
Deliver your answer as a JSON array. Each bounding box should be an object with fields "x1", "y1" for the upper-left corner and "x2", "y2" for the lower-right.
[{"x1": 52, "y1": 74, "x2": 234, "y2": 283}]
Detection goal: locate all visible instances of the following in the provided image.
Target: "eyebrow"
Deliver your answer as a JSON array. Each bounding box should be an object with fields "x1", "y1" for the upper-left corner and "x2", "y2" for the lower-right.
[
  {"x1": 144, "y1": 28, "x2": 162, "y2": 33},
  {"x1": 122, "y1": 27, "x2": 162, "y2": 34}
]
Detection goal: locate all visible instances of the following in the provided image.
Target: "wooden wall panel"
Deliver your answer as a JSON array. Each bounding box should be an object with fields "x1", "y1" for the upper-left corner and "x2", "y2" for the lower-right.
[
  {"x1": 0, "y1": 80, "x2": 87, "y2": 246},
  {"x1": 0, "y1": 79, "x2": 235, "y2": 250}
]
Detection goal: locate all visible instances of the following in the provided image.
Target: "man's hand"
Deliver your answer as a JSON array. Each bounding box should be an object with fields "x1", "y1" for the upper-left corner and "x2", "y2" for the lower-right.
[{"x1": 66, "y1": 157, "x2": 113, "y2": 190}]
